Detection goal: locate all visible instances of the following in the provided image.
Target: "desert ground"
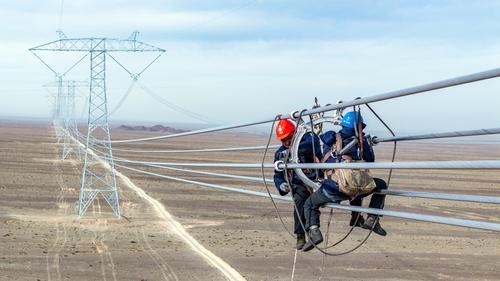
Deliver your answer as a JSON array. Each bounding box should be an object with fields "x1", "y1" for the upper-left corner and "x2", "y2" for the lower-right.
[{"x1": 1, "y1": 120, "x2": 499, "y2": 281}]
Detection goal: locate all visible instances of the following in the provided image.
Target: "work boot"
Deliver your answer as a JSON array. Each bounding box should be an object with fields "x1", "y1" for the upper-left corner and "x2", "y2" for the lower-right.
[
  {"x1": 349, "y1": 213, "x2": 365, "y2": 227},
  {"x1": 362, "y1": 215, "x2": 387, "y2": 236},
  {"x1": 302, "y1": 228, "x2": 324, "y2": 252},
  {"x1": 296, "y1": 234, "x2": 306, "y2": 250}
]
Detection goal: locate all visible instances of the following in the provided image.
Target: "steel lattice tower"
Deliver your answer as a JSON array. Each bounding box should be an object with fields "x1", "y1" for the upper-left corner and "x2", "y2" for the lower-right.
[
  {"x1": 45, "y1": 79, "x2": 87, "y2": 160},
  {"x1": 30, "y1": 33, "x2": 165, "y2": 218}
]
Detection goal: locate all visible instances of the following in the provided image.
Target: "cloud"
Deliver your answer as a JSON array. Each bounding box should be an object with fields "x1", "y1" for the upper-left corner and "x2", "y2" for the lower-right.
[{"x1": 1, "y1": 0, "x2": 500, "y2": 132}]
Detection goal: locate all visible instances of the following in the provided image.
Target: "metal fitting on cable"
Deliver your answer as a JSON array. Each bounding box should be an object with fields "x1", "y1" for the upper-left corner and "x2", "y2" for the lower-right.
[
  {"x1": 274, "y1": 160, "x2": 284, "y2": 172},
  {"x1": 289, "y1": 110, "x2": 300, "y2": 121}
]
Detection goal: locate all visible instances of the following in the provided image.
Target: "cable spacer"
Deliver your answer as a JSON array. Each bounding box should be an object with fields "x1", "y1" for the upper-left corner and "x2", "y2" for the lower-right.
[{"x1": 274, "y1": 160, "x2": 285, "y2": 172}]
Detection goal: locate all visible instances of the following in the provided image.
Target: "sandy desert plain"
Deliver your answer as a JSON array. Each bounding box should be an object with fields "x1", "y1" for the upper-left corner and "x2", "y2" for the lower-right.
[{"x1": 0, "y1": 119, "x2": 499, "y2": 281}]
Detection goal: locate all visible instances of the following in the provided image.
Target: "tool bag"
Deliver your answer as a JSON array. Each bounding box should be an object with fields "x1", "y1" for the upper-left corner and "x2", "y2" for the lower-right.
[{"x1": 329, "y1": 133, "x2": 376, "y2": 197}]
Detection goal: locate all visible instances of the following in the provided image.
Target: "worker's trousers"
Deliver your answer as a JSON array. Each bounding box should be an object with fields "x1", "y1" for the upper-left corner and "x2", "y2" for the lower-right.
[{"x1": 304, "y1": 178, "x2": 387, "y2": 230}]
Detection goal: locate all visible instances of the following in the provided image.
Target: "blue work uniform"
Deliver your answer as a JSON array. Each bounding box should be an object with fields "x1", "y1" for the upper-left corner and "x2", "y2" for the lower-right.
[
  {"x1": 304, "y1": 127, "x2": 388, "y2": 230},
  {"x1": 273, "y1": 132, "x2": 323, "y2": 235}
]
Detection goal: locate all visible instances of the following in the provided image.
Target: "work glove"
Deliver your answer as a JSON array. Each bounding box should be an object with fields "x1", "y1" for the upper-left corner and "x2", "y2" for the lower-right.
[{"x1": 279, "y1": 183, "x2": 291, "y2": 193}]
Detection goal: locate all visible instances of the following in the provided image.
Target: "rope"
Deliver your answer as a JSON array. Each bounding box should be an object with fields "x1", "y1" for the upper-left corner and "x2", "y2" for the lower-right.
[
  {"x1": 261, "y1": 115, "x2": 295, "y2": 237},
  {"x1": 318, "y1": 209, "x2": 333, "y2": 280},
  {"x1": 290, "y1": 249, "x2": 298, "y2": 281}
]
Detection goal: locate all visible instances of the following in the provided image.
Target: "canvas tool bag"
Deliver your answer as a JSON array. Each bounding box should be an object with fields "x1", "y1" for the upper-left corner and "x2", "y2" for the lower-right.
[{"x1": 328, "y1": 133, "x2": 376, "y2": 198}]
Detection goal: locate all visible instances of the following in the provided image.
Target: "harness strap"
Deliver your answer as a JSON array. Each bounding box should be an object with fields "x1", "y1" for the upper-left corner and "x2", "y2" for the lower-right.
[{"x1": 358, "y1": 118, "x2": 364, "y2": 159}]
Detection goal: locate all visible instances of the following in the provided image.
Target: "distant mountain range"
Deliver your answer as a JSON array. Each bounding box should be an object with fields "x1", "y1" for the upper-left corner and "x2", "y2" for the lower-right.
[{"x1": 117, "y1": 124, "x2": 187, "y2": 134}]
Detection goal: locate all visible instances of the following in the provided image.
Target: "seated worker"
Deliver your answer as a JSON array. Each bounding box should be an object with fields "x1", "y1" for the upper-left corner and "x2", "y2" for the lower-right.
[
  {"x1": 273, "y1": 118, "x2": 323, "y2": 250},
  {"x1": 302, "y1": 111, "x2": 388, "y2": 252}
]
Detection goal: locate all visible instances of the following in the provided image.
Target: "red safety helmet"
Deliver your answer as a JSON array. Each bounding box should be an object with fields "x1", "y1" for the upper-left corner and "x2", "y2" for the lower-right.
[{"x1": 276, "y1": 119, "x2": 296, "y2": 141}]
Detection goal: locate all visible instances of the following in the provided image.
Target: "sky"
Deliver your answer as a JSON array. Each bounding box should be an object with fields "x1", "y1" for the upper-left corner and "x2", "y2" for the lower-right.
[{"x1": 1, "y1": 0, "x2": 500, "y2": 133}]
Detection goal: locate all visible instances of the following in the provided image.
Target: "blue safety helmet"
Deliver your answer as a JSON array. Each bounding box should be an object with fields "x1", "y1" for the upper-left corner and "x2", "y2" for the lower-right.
[{"x1": 340, "y1": 111, "x2": 365, "y2": 129}]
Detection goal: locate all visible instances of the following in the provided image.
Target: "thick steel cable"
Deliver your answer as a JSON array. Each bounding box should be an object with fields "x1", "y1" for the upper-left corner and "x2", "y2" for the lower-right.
[
  {"x1": 100, "y1": 67, "x2": 500, "y2": 144},
  {"x1": 113, "y1": 163, "x2": 500, "y2": 232},
  {"x1": 92, "y1": 146, "x2": 500, "y2": 209},
  {"x1": 381, "y1": 189, "x2": 500, "y2": 204},
  {"x1": 101, "y1": 155, "x2": 500, "y2": 170},
  {"x1": 279, "y1": 160, "x2": 500, "y2": 170},
  {"x1": 106, "y1": 158, "x2": 500, "y2": 204},
  {"x1": 147, "y1": 163, "x2": 274, "y2": 183},
  {"x1": 102, "y1": 156, "x2": 270, "y2": 168},
  {"x1": 97, "y1": 143, "x2": 280, "y2": 154},
  {"x1": 106, "y1": 119, "x2": 271, "y2": 144},
  {"x1": 374, "y1": 127, "x2": 500, "y2": 143}
]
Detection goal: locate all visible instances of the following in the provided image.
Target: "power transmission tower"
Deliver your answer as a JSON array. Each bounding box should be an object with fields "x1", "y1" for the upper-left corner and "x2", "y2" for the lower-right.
[
  {"x1": 30, "y1": 32, "x2": 165, "y2": 218},
  {"x1": 50, "y1": 76, "x2": 64, "y2": 143},
  {"x1": 44, "y1": 79, "x2": 88, "y2": 160}
]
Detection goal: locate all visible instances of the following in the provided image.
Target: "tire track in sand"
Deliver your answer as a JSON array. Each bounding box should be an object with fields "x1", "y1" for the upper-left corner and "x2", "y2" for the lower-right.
[
  {"x1": 75, "y1": 138, "x2": 246, "y2": 281},
  {"x1": 91, "y1": 198, "x2": 118, "y2": 281},
  {"x1": 140, "y1": 227, "x2": 179, "y2": 281},
  {"x1": 46, "y1": 160, "x2": 70, "y2": 281},
  {"x1": 120, "y1": 180, "x2": 177, "y2": 281},
  {"x1": 141, "y1": 228, "x2": 179, "y2": 281},
  {"x1": 116, "y1": 170, "x2": 245, "y2": 281},
  {"x1": 132, "y1": 227, "x2": 172, "y2": 281}
]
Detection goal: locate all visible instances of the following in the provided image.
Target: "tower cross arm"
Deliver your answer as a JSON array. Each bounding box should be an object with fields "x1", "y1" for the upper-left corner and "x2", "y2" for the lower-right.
[{"x1": 29, "y1": 38, "x2": 165, "y2": 53}]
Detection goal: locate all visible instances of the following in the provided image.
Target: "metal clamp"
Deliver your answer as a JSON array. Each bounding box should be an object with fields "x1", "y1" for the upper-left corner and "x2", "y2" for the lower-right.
[{"x1": 274, "y1": 160, "x2": 284, "y2": 172}]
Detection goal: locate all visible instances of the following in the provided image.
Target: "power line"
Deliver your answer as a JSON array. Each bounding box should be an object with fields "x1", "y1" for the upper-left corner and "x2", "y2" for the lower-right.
[
  {"x1": 130, "y1": 162, "x2": 500, "y2": 204},
  {"x1": 374, "y1": 127, "x2": 500, "y2": 143},
  {"x1": 57, "y1": 0, "x2": 64, "y2": 31},
  {"x1": 137, "y1": 80, "x2": 213, "y2": 124},
  {"x1": 182, "y1": 0, "x2": 259, "y2": 32},
  {"x1": 91, "y1": 148, "x2": 500, "y2": 205},
  {"x1": 102, "y1": 144, "x2": 281, "y2": 154},
  {"x1": 109, "y1": 78, "x2": 138, "y2": 116},
  {"x1": 99, "y1": 154, "x2": 500, "y2": 170},
  {"x1": 115, "y1": 163, "x2": 500, "y2": 232},
  {"x1": 100, "y1": 66, "x2": 500, "y2": 144}
]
